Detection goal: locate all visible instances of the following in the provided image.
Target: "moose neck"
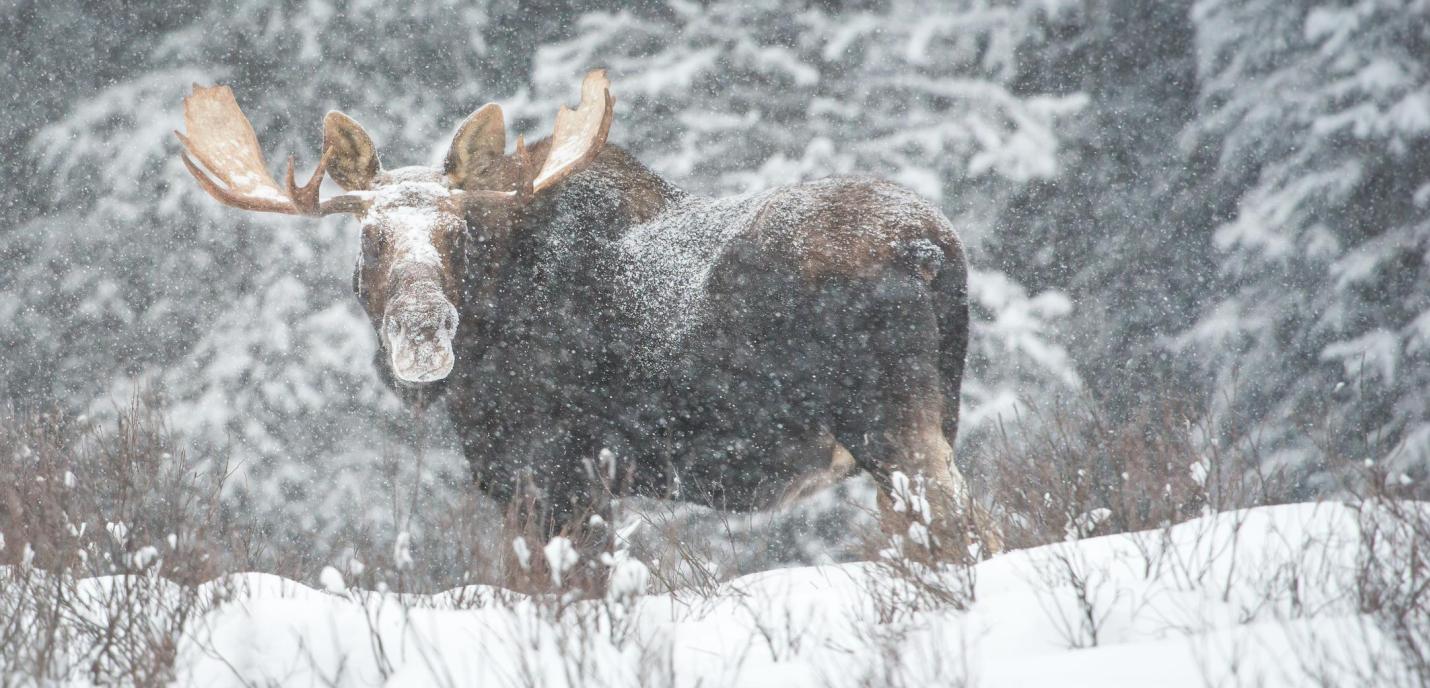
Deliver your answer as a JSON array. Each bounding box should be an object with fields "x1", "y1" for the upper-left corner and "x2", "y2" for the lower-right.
[
  {"x1": 526, "y1": 142, "x2": 687, "y2": 237},
  {"x1": 451, "y1": 143, "x2": 685, "y2": 360}
]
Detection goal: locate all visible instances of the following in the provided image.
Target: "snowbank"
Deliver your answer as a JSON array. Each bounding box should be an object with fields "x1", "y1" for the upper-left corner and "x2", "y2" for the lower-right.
[{"x1": 3, "y1": 502, "x2": 1423, "y2": 687}]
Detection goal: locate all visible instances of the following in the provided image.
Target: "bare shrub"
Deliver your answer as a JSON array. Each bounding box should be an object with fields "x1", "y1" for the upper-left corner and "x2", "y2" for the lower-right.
[
  {"x1": 1317, "y1": 461, "x2": 1430, "y2": 687},
  {"x1": 858, "y1": 519, "x2": 978, "y2": 626},
  {"x1": 1029, "y1": 543, "x2": 1123, "y2": 649},
  {"x1": 827, "y1": 620, "x2": 977, "y2": 688},
  {"x1": 0, "y1": 395, "x2": 234, "y2": 684},
  {"x1": 981, "y1": 394, "x2": 1292, "y2": 551}
]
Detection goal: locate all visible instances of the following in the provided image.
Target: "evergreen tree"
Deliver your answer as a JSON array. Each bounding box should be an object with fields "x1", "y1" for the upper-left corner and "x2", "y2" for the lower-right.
[
  {"x1": 1179, "y1": 0, "x2": 1430, "y2": 484},
  {"x1": 990, "y1": 1, "x2": 1221, "y2": 417}
]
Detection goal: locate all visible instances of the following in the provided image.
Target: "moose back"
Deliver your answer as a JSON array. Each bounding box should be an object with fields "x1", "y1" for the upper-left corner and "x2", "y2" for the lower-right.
[{"x1": 176, "y1": 70, "x2": 995, "y2": 552}]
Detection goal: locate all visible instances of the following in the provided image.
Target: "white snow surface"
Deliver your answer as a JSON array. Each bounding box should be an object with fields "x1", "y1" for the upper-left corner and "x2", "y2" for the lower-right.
[{"x1": 4, "y1": 502, "x2": 1418, "y2": 687}]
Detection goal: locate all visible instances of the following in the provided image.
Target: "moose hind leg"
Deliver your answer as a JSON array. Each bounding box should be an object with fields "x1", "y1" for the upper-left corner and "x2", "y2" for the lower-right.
[
  {"x1": 771, "y1": 430, "x2": 857, "y2": 511},
  {"x1": 825, "y1": 273, "x2": 994, "y2": 556}
]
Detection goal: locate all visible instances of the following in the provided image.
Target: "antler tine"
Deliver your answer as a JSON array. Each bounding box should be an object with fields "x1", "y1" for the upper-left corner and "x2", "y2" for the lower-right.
[
  {"x1": 177, "y1": 136, "x2": 294, "y2": 214},
  {"x1": 514, "y1": 134, "x2": 534, "y2": 200},
  {"x1": 296, "y1": 148, "x2": 369, "y2": 215},
  {"x1": 285, "y1": 154, "x2": 316, "y2": 213},
  {"x1": 284, "y1": 147, "x2": 358, "y2": 216}
]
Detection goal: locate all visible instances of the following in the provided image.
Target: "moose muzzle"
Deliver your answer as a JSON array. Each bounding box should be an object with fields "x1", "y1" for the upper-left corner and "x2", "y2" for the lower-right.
[{"x1": 383, "y1": 290, "x2": 458, "y2": 384}]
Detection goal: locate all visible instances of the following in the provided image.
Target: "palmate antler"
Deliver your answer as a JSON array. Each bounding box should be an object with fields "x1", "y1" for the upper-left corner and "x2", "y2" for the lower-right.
[
  {"x1": 175, "y1": 85, "x2": 365, "y2": 216},
  {"x1": 530, "y1": 69, "x2": 614, "y2": 194}
]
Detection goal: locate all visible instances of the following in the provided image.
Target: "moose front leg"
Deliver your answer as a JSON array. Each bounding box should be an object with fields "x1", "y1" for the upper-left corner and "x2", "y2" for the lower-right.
[
  {"x1": 506, "y1": 429, "x2": 628, "y2": 595},
  {"x1": 453, "y1": 405, "x2": 608, "y2": 592},
  {"x1": 772, "y1": 430, "x2": 857, "y2": 510}
]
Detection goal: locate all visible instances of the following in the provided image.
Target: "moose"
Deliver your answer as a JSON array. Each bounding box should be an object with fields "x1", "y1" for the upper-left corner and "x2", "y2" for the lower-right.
[{"x1": 176, "y1": 70, "x2": 999, "y2": 566}]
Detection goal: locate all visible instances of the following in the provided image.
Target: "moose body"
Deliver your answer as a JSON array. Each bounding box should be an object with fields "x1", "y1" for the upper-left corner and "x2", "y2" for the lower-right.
[
  {"x1": 445, "y1": 149, "x2": 972, "y2": 517},
  {"x1": 177, "y1": 71, "x2": 993, "y2": 556}
]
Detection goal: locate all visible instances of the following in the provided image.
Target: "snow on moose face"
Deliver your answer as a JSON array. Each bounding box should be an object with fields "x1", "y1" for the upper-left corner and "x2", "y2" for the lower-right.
[
  {"x1": 314, "y1": 102, "x2": 521, "y2": 388},
  {"x1": 354, "y1": 168, "x2": 464, "y2": 384}
]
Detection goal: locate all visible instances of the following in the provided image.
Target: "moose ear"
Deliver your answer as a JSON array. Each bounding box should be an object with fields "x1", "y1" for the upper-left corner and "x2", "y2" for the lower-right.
[
  {"x1": 444, "y1": 103, "x2": 507, "y2": 189},
  {"x1": 323, "y1": 111, "x2": 381, "y2": 191}
]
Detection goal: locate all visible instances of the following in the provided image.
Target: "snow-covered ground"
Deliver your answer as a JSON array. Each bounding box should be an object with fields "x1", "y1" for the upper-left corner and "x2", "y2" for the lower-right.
[{"x1": 5, "y1": 501, "x2": 1423, "y2": 687}]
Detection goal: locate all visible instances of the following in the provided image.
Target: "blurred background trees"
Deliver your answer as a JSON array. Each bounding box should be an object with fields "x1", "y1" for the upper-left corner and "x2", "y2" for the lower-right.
[{"x1": 1, "y1": 0, "x2": 1426, "y2": 546}]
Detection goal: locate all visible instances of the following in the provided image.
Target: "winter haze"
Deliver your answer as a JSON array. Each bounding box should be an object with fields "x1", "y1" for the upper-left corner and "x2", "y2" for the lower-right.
[{"x1": 1, "y1": 0, "x2": 1428, "y2": 685}]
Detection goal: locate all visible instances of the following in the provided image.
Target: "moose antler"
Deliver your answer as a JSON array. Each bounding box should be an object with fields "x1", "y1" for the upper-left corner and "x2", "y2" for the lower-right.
[
  {"x1": 176, "y1": 85, "x2": 365, "y2": 216},
  {"x1": 530, "y1": 70, "x2": 615, "y2": 194}
]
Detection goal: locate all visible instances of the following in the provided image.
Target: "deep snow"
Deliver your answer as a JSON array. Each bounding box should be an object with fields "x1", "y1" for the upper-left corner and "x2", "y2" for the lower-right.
[{"x1": 4, "y1": 501, "x2": 1418, "y2": 687}]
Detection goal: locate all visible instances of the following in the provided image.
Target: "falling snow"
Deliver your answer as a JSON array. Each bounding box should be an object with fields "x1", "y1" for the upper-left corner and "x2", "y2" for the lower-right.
[{"x1": 2, "y1": 0, "x2": 1429, "y2": 683}]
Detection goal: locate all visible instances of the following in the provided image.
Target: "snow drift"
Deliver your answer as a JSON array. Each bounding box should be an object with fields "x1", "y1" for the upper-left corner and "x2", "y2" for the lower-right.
[{"x1": 3, "y1": 501, "x2": 1424, "y2": 687}]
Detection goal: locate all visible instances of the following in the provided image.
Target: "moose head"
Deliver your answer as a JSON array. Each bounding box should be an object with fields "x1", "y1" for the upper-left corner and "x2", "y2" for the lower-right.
[{"x1": 176, "y1": 71, "x2": 614, "y2": 384}]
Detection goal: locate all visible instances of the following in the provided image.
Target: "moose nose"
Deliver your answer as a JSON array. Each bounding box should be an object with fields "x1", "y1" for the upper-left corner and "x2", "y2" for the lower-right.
[
  {"x1": 391, "y1": 345, "x2": 453, "y2": 383},
  {"x1": 383, "y1": 301, "x2": 458, "y2": 384}
]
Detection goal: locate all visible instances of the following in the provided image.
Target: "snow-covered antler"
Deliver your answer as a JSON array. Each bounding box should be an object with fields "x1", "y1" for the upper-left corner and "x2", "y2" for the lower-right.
[
  {"x1": 530, "y1": 70, "x2": 615, "y2": 194},
  {"x1": 176, "y1": 84, "x2": 366, "y2": 216}
]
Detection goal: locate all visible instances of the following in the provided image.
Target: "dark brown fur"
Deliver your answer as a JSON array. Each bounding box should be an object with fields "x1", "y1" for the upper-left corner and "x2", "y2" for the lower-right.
[{"x1": 411, "y1": 142, "x2": 993, "y2": 555}]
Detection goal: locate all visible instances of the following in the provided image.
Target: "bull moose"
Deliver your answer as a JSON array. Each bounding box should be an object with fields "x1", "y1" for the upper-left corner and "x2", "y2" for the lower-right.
[{"x1": 176, "y1": 70, "x2": 999, "y2": 564}]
